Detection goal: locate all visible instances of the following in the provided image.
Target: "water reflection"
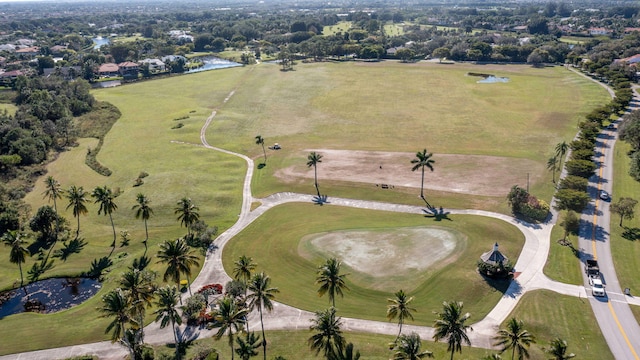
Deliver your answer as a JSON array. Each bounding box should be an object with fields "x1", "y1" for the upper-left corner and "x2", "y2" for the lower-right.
[{"x1": 0, "y1": 278, "x2": 101, "y2": 318}]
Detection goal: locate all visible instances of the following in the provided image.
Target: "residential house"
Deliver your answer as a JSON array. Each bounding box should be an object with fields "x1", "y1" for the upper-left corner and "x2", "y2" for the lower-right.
[
  {"x1": 589, "y1": 27, "x2": 612, "y2": 36},
  {"x1": 138, "y1": 58, "x2": 166, "y2": 72},
  {"x1": 118, "y1": 61, "x2": 139, "y2": 78},
  {"x1": 43, "y1": 66, "x2": 81, "y2": 80},
  {"x1": 50, "y1": 45, "x2": 68, "y2": 56},
  {"x1": 98, "y1": 62, "x2": 120, "y2": 77},
  {"x1": 0, "y1": 70, "x2": 25, "y2": 85},
  {"x1": 16, "y1": 46, "x2": 40, "y2": 58}
]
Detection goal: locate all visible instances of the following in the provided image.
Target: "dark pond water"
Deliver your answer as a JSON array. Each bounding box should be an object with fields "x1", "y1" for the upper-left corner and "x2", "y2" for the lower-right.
[
  {"x1": 0, "y1": 278, "x2": 101, "y2": 318},
  {"x1": 186, "y1": 56, "x2": 242, "y2": 73}
]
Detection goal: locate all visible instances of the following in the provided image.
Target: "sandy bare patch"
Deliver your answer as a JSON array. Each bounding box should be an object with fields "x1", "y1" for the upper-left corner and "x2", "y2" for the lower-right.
[
  {"x1": 299, "y1": 227, "x2": 459, "y2": 291},
  {"x1": 275, "y1": 149, "x2": 543, "y2": 196}
]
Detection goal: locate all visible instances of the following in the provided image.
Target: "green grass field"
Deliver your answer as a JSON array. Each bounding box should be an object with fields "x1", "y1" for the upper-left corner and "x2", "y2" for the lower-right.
[
  {"x1": 543, "y1": 222, "x2": 582, "y2": 284},
  {"x1": 322, "y1": 21, "x2": 352, "y2": 36},
  {"x1": 0, "y1": 61, "x2": 612, "y2": 355},
  {"x1": 503, "y1": 290, "x2": 613, "y2": 359},
  {"x1": 611, "y1": 141, "x2": 640, "y2": 306},
  {"x1": 161, "y1": 330, "x2": 500, "y2": 360},
  {"x1": 0, "y1": 102, "x2": 17, "y2": 115},
  {"x1": 222, "y1": 203, "x2": 524, "y2": 324}
]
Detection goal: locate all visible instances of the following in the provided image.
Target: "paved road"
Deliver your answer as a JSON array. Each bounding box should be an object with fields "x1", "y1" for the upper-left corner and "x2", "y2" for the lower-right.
[
  {"x1": 576, "y1": 83, "x2": 640, "y2": 359},
  {"x1": 2, "y1": 70, "x2": 638, "y2": 360}
]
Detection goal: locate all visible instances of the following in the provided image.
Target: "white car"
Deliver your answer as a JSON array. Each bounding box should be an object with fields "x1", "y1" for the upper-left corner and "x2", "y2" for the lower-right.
[
  {"x1": 591, "y1": 278, "x2": 606, "y2": 297},
  {"x1": 599, "y1": 190, "x2": 609, "y2": 200}
]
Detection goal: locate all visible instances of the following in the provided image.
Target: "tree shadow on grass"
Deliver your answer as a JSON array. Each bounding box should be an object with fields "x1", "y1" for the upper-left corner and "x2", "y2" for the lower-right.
[
  {"x1": 480, "y1": 273, "x2": 516, "y2": 296},
  {"x1": 422, "y1": 206, "x2": 452, "y2": 221},
  {"x1": 622, "y1": 226, "x2": 640, "y2": 241},
  {"x1": 313, "y1": 195, "x2": 329, "y2": 205},
  {"x1": 257, "y1": 163, "x2": 266, "y2": 169}
]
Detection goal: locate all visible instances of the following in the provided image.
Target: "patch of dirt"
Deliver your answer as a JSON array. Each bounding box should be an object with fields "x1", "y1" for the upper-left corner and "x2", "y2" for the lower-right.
[
  {"x1": 299, "y1": 227, "x2": 459, "y2": 291},
  {"x1": 275, "y1": 149, "x2": 543, "y2": 197}
]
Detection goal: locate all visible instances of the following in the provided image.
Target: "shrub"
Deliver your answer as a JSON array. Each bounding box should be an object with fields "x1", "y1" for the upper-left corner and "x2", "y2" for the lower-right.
[
  {"x1": 555, "y1": 189, "x2": 590, "y2": 212},
  {"x1": 570, "y1": 139, "x2": 595, "y2": 152},
  {"x1": 565, "y1": 159, "x2": 597, "y2": 178},
  {"x1": 559, "y1": 175, "x2": 588, "y2": 191},
  {"x1": 519, "y1": 197, "x2": 550, "y2": 221},
  {"x1": 477, "y1": 259, "x2": 513, "y2": 278},
  {"x1": 571, "y1": 148, "x2": 595, "y2": 161}
]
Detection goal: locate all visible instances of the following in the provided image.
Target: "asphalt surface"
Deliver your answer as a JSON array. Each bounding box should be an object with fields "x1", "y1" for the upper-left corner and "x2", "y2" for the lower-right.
[
  {"x1": 575, "y1": 83, "x2": 640, "y2": 359},
  {"x1": 3, "y1": 70, "x2": 640, "y2": 360}
]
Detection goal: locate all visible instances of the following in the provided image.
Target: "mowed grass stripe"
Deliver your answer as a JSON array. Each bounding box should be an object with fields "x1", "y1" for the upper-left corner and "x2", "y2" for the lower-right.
[{"x1": 222, "y1": 203, "x2": 524, "y2": 324}]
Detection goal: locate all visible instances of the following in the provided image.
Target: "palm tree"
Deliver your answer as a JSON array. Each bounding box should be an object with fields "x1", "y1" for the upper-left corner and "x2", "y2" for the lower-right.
[
  {"x1": 2, "y1": 230, "x2": 30, "y2": 291},
  {"x1": 42, "y1": 176, "x2": 63, "y2": 242},
  {"x1": 98, "y1": 288, "x2": 134, "y2": 343},
  {"x1": 156, "y1": 238, "x2": 200, "y2": 295},
  {"x1": 493, "y1": 317, "x2": 536, "y2": 360},
  {"x1": 332, "y1": 343, "x2": 360, "y2": 360},
  {"x1": 212, "y1": 295, "x2": 249, "y2": 360},
  {"x1": 234, "y1": 255, "x2": 256, "y2": 300},
  {"x1": 316, "y1": 257, "x2": 349, "y2": 307},
  {"x1": 308, "y1": 307, "x2": 345, "y2": 360},
  {"x1": 255, "y1": 135, "x2": 266, "y2": 164},
  {"x1": 410, "y1": 149, "x2": 435, "y2": 205},
  {"x1": 91, "y1": 185, "x2": 118, "y2": 249},
  {"x1": 66, "y1": 185, "x2": 88, "y2": 237},
  {"x1": 307, "y1": 151, "x2": 323, "y2": 196},
  {"x1": 132, "y1": 193, "x2": 153, "y2": 252},
  {"x1": 174, "y1": 197, "x2": 200, "y2": 236},
  {"x1": 392, "y1": 332, "x2": 433, "y2": 360},
  {"x1": 119, "y1": 269, "x2": 156, "y2": 342},
  {"x1": 547, "y1": 156, "x2": 559, "y2": 183},
  {"x1": 555, "y1": 141, "x2": 569, "y2": 166},
  {"x1": 153, "y1": 285, "x2": 182, "y2": 345},
  {"x1": 236, "y1": 332, "x2": 261, "y2": 360},
  {"x1": 387, "y1": 289, "x2": 417, "y2": 342},
  {"x1": 432, "y1": 301, "x2": 473, "y2": 360},
  {"x1": 545, "y1": 338, "x2": 575, "y2": 360},
  {"x1": 247, "y1": 272, "x2": 279, "y2": 360},
  {"x1": 43, "y1": 176, "x2": 63, "y2": 212},
  {"x1": 331, "y1": 343, "x2": 361, "y2": 360}
]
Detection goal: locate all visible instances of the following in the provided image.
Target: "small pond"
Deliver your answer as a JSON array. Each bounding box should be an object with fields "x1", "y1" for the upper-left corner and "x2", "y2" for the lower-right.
[
  {"x1": 186, "y1": 56, "x2": 242, "y2": 73},
  {"x1": 92, "y1": 37, "x2": 110, "y2": 50},
  {"x1": 468, "y1": 72, "x2": 510, "y2": 84},
  {"x1": 477, "y1": 76, "x2": 509, "y2": 84},
  {"x1": 0, "y1": 278, "x2": 101, "y2": 318}
]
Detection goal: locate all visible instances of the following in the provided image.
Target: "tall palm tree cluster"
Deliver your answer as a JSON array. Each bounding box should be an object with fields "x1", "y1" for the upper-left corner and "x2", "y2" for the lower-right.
[{"x1": 208, "y1": 255, "x2": 279, "y2": 360}]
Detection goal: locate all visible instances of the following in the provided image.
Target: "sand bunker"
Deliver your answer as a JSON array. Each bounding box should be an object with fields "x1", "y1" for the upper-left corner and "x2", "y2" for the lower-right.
[
  {"x1": 300, "y1": 227, "x2": 459, "y2": 290},
  {"x1": 275, "y1": 149, "x2": 543, "y2": 197}
]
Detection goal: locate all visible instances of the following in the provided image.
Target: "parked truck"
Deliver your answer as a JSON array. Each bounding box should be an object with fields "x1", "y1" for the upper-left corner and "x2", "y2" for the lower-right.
[{"x1": 586, "y1": 259, "x2": 606, "y2": 297}]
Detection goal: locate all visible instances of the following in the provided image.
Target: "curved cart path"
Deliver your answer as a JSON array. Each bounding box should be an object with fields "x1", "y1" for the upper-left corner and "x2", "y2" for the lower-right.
[{"x1": 0, "y1": 77, "x2": 624, "y2": 360}]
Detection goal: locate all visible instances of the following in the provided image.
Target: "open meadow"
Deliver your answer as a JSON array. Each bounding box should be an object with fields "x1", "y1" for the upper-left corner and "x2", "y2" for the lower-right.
[{"x1": 0, "y1": 60, "x2": 611, "y2": 355}]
